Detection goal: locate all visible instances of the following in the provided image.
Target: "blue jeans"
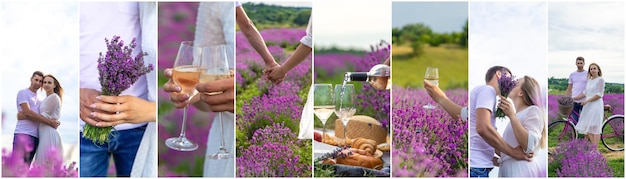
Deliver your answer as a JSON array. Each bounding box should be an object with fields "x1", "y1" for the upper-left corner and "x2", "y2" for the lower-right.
[
  {"x1": 572, "y1": 102, "x2": 583, "y2": 123},
  {"x1": 12, "y1": 134, "x2": 39, "y2": 165},
  {"x1": 470, "y1": 167, "x2": 492, "y2": 177},
  {"x1": 80, "y1": 125, "x2": 146, "y2": 177}
]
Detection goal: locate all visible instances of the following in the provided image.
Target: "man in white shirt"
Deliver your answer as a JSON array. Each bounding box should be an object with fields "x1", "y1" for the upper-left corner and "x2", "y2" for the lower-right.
[
  {"x1": 14, "y1": 71, "x2": 60, "y2": 165},
  {"x1": 565, "y1": 56, "x2": 587, "y2": 122},
  {"x1": 470, "y1": 66, "x2": 532, "y2": 177}
]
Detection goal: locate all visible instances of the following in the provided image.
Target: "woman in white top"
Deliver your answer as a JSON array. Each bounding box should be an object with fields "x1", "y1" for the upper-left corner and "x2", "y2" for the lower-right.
[
  {"x1": 19, "y1": 75, "x2": 65, "y2": 167},
  {"x1": 496, "y1": 76, "x2": 547, "y2": 177},
  {"x1": 574, "y1": 63, "x2": 605, "y2": 146}
]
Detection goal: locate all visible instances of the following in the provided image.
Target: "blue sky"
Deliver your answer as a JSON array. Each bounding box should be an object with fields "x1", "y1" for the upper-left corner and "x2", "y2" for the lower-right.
[
  {"x1": 548, "y1": 2, "x2": 624, "y2": 84},
  {"x1": 392, "y1": 2, "x2": 467, "y2": 33},
  {"x1": 1, "y1": 2, "x2": 79, "y2": 145}
]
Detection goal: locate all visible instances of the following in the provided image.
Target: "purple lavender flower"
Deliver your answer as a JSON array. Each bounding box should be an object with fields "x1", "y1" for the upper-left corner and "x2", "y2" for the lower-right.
[
  {"x1": 2, "y1": 146, "x2": 78, "y2": 177},
  {"x1": 83, "y1": 35, "x2": 154, "y2": 145},
  {"x1": 552, "y1": 139, "x2": 613, "y2": 177},
  {"x1": 392, "y1": 86, "x2": 468, "y2": 177},
  {"x1": 495, "y1": 72, "x2": 517, "y2": 118}
]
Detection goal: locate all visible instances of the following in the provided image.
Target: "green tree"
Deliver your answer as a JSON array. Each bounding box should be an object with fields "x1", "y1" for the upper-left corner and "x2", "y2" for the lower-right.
[
  {"x1": 458, "y1": 20, "x2": 468, "y2": 47},
  {"x1": 392, "y1": 27, "x2": 401, "y2": 44},
  {"x1": 293, "y1": 10, "x2": 311, "y2": 26}
]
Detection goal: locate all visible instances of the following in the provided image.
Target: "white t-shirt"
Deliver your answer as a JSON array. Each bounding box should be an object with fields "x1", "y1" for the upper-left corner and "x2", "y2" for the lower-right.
[
  {"x1": 15, "y1": 88, "x2": 41, "y2": 137},
  {"x1": 300, "y1": 16, "x2": 312, "y2": 48},
  {"x1": 469, "y1": 85, "x2": 497, "y2": 168},
  {"x1": 80, "y1": 2, "x2": 148, "y2": 131},
  {"x1": 569, "y1": 70, "x2": 588, "y2": 103}
]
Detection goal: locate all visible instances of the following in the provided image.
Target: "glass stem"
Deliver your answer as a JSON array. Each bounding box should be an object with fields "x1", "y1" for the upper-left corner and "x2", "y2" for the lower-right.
[
  {"x1": 321, "y1": 121, "x2": 327, "y2": 143},
  {"x1": 343, "y1": 118, "x2": 348, "y2": 148},
  {"x1": 219, "y1": 112, "x2": 226, "y2": 149},
  {"x1": 179, "y1": 106, "x2": 188, "y2": 138}
]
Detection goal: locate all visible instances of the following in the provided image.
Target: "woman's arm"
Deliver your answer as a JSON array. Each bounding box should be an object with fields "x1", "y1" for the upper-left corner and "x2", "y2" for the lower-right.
[
  {"x1": 583, "y1": 78, "x2": 605, "y2": 105},
  {"x1": 424, "y1": 80, "x2": 463, "y2": 119}
]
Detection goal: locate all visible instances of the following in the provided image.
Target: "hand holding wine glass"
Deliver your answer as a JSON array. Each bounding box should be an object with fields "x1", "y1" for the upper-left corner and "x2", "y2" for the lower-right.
[
  {"x1": 199, "y1": 45, "x2": 233, "y2": 160},
  {"x1": 165, "y1": 41, "x2": 202, "y2": 151},
  {"x1": 313, "y1": 84, "x2": 334, "y2": 143}
]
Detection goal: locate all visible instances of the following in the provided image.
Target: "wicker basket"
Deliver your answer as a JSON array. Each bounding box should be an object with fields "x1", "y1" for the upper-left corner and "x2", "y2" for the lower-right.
[{"x1": 558, "y1": 103, "x2": 573, "y2": 116}]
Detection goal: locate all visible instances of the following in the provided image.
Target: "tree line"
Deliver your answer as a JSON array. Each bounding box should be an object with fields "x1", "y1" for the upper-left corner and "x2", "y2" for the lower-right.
[
  {"x1": 392, "y1": 20, "x2": 468, "y2": 56},
  {"x1": 549, "y1": 77, "x2": 624, "y2": 94},
  {"x1": 242, "y1": 2, "x2": 311, "y2": 29}
]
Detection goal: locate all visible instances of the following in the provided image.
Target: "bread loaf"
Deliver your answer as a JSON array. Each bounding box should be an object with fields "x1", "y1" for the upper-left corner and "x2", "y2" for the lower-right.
[{"x1": 335, "y1": 115, "x2": 387, "y2": 145}]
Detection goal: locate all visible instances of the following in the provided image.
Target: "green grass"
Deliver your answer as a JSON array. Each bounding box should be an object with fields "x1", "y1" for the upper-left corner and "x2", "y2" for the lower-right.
[
  {"x1": 391, "y1": 44, "x2": 468, "y2": 90},
  {"x1": 608, "y1": 157, "x2": 625, "y2": 177}
]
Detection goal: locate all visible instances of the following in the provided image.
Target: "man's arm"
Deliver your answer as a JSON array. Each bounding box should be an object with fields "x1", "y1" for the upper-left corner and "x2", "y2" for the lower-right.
[
  {"x1": 20, "y1": 103, "x2": 58, "y2": 128},
  {"x1": 235, "y1": 6, "x2": 277, "y2": 67},
  {"x1": 475, "y1": 108, "x2": 531, "y2": 161}
]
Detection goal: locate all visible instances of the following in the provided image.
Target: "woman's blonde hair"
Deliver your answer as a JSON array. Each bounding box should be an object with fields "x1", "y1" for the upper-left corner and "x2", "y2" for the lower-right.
[
  {"x1": 44, "y1": 74, "x2": 64, "y2": 101},
  {"x1": 520, "y1": 76, "x2": 546, "y2": 149},
  {"x1": 587, "y1": 63, "x2": 603, "y2": 79}
]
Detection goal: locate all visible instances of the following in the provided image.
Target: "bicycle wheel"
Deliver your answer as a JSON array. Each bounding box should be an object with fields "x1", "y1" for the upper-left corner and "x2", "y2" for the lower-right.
[
  {"x1": 548, "y1": 120, "x2": 576, "y2": 147},
  {"x1": 601, "y1": 116, "x2": 624, "y2": 151}
]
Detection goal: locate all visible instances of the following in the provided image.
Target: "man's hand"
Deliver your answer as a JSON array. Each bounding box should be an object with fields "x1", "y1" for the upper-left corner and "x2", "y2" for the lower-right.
[{"x1": 508, "y1": 146, "x2": 533, "y2": 162}]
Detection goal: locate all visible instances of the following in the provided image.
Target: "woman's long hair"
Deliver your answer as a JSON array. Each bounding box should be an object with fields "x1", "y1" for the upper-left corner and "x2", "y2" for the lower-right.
[
  {"x1": 520, "y1": 75, "x2": 546, "y2": 149},
  {"x1": 44, "y1": 74, "x2": 64, "y2": 101},
  {"x1": 587, "y1": 63, "x2": 603, "y2": 79}
]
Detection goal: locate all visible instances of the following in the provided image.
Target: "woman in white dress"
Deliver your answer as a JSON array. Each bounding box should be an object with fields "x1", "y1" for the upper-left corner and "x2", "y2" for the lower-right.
[
  {"x1": 496, "y1": 76, "x2": 547, "y2": 177},
  {"x1": 574, "y1": 63, "x2": 605, "y2": 146},
  {"x1": 25, "y1": 74, "x2": 64, "y2": 166}
]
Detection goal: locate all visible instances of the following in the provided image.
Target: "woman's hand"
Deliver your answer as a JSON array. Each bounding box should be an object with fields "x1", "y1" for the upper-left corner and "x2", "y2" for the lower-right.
[
  {"x1": 80, "y1": 88, "x2": 102, "y2": 126},
  {"x1": 424, "y1": 80, "x2": 447, "y2": 104},
  {"x1": 163, "y1": 68, "x2": 192, "y2": 108},
  {"x1": 89, "y1": 95, "x2": 156, "y2": 127},
  {"x1": 497, "y1": 95, "x2": 516, "y2": 117},
  {"x1": 264, "y1": 65, "x2": 286, "y2": 84}
]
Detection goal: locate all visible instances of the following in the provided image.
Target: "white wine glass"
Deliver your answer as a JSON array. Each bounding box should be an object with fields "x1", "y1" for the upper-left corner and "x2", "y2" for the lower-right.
[
  {"x1": 423, "y1": 67, "x2": 439, "y2": 109},
  {"x1": 200, "y1": 45, "x2": 233, "y2": 160},
  {"x1": 166, "y1": 41, "x2": 202, "y2": 151},
  {"x1": 334, "y1": 84, "x2": 356, "y2": 147},
  {"x1": 313, "y1": 84, "x2": 334, "y2": 143}
]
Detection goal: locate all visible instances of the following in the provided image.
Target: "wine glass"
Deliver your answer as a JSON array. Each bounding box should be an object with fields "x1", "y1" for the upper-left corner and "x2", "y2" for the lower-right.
[
  {"x1": 313, "y1": 84, "x2": 334, "y2": 143},
  {"x1": 166, "y1": 41, "x2": 202, "y2": 151},
  {"x1": 200, "y1": 45, "x2": 233, "y2": 160},
  {"x1": 334, "y1": 84, "x2": 356, "y2": 147},
  {"x1": 423, "y1": 67, "x2": 439, "y2": 109}
]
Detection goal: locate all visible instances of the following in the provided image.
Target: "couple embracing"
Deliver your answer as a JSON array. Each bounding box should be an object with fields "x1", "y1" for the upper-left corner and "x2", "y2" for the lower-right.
[
  {"x1": 470, "y1": 66, "x2": 547, "y2": 177},
  {"x1": 13, "y1": 71, "x2": 65, "y2": 167}
]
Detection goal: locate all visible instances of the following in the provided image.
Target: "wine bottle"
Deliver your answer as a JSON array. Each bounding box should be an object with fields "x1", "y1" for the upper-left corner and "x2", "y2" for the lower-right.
[{"x1": 344, "y1": 64, "x2": 390, "y2": 90}]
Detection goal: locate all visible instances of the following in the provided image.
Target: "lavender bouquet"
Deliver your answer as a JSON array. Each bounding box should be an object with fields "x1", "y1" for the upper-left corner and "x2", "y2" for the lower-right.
[
  {"x1": 82, "y1": 35, "x2": 154, "y2": 145},
  {"x1": 495, "y1": 72, "x2": 517, "y2": 118}
]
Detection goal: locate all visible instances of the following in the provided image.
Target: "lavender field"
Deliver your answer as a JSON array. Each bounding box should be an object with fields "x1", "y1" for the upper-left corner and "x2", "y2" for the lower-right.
[
  {"x1": 392, "y1": 87, "x2": 468, "y2": 177},
  {"x1": 547, "y1": 93, "x2": 624, "y2": 177},
  {"x1": 235, "y1": 27, "x2": 312, "y2": 177}
]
